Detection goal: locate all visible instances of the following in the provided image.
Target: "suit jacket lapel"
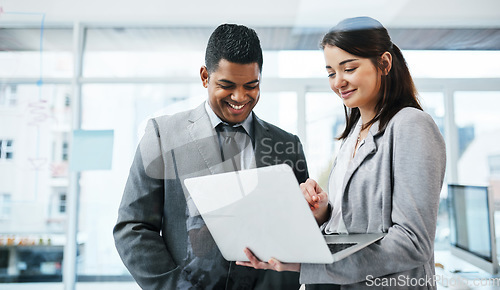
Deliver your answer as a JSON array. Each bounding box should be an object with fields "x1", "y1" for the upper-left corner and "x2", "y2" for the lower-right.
[
  {"x1": 187, "y1": 103, "x2": 225, "y2": 175},
  {"x1": 342, "y1": 121, "x2": 381, "y2": 193},
  {"x1": 252, "y1": 113, "x2": 272, "y2": 168}
]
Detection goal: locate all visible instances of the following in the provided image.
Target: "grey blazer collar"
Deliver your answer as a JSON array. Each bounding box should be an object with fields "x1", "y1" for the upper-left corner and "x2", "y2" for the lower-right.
[
  {"x1": 187, "y1": 103, "x2": 224, "y2": 175},
  {"x1": 343, "y1": 121, "x2": 381, "y2": 194}
]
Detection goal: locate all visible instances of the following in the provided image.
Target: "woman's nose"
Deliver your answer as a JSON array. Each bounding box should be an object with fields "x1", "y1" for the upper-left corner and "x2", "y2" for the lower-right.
[
  {"x1": 333, "y1": 76, "x2": 346, "y2": 90},
  {"x1": 332, "y1": 76, "x2": 346, "y2": 92}
]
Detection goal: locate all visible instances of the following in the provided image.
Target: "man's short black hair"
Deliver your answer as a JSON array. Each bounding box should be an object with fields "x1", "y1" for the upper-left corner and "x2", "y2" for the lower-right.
[{"x1": 205, "y1": 24, "x2": 263, "y2": 74}]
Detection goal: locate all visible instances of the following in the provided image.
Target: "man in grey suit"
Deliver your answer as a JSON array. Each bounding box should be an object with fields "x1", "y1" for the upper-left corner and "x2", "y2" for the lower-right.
[{"x1": 113, "y1": 24, "x2": 309, "y2": 289}]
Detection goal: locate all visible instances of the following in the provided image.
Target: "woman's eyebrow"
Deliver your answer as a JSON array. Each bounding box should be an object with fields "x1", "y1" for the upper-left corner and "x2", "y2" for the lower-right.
[
  {"x1": 339, "y1": 58, "x2": 358, "y2": 66},
  {"x1": 326, "y1": 58, "x2": 359, "y2": 69}
]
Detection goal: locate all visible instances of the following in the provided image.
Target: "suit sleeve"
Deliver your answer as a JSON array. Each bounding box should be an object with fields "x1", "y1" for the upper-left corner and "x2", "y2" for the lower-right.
[
  {"x1": 113, "y1": 119, "x2": 181, "y2": 289},
  {"x1": 299, "y1": 112, "x2": 446, "y2": 284},
  {"x1": 293, "y1": 134, "x2": 309, "y2": 183}
]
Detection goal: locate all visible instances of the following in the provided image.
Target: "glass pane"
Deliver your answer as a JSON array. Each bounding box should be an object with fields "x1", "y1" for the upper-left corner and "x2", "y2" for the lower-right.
[
  {"x1": 83, "y1": 50, "x2": 205, "y2": 78},
  {"x1": 404, "y1": 50, "x2": 500, "y2": 78},
  {"x1": 259, "y1": 50, "x2": 500, "y2": 79},
  {"x1": 454, "y1": 91, "x2": 500, "y2": 186},
  {"x1": 79, "y1": 83, "x2": 205, "y2": 276},
  {"x1": 454, "y1": 91, "x2": 500, "y2": 290},
  {"x1": 277, "y1": 50, "x2": 325, "y2": 78},
  {"x1": 304, "y1": 92, "x2": 345, "y2": 189},
  {"x1": 419, "y1": 92, "x2": 445, "y2": 138},
  {"x1": 0, "y1": 28, "x2": 73, "y2": 78},
  {"x1": 253, "y1": 92, "x2": 297, "y2": 135},
  {"x1": 0, "y1": 83, "x2": 71, "y2": 281},
  {"x1": 83, "y1": 28, "x2": 206, "y2": 78},
  {"x1": 419, "y1": 92, "x2": 449, "y2": 250}
]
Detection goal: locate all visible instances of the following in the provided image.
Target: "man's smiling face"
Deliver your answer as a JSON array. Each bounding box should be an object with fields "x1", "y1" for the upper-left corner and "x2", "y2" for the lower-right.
[{"x1": 201, "y1": 59, "x2": 261, "y2": 125}]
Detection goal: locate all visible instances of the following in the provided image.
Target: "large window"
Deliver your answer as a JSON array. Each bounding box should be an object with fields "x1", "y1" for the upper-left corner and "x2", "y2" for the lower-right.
[{"x1": 0, "y1": 26, "x2": 72, "y2": 282}]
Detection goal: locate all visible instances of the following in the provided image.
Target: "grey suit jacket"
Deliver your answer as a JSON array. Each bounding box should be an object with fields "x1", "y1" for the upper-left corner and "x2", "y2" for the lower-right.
[
  {"x1": 113, "y1": 103, "x2": 309, "y2": 289},
  {"x1": 300, "y1": 107, "x2": 446, "y2": 289}
]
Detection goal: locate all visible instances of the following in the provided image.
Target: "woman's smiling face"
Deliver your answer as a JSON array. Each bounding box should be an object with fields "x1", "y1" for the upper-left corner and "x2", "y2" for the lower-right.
[{"x1": 323, "y1": 45, "x2": 383, "y2": 113}]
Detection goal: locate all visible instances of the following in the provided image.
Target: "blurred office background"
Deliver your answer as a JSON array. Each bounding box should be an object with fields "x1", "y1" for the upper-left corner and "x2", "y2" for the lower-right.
[{"x1": 0, "y1": 0, "x2": 500, "y2": 289}]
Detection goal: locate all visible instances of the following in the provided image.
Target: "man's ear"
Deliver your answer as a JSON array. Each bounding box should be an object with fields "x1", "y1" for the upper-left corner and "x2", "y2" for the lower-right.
[
  {"x1": 380, "y1": 52, "x2": 392, "y2": 75},
  {"x1": 200, "y1": 66, "x2": 209, "y2": 88}
]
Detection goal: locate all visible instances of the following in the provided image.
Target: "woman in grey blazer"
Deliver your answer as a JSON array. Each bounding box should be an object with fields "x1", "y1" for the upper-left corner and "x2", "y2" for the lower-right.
[{"x1": 238, "y1": 17, "x2": 446, "y2": 289}]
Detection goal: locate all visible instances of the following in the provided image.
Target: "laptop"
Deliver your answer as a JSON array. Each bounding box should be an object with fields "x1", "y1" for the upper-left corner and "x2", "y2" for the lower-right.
[{"x1": 184, "y1": 164, "x2": 385, "y2": 264}]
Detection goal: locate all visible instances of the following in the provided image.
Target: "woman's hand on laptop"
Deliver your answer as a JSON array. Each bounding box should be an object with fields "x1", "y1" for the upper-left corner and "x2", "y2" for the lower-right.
[
  {"x1": 300, "y1": 178, "x2": 329, "y2": 225},
  {"x1": 236, "y1": 248, "x2": 300, "y2": 272}
]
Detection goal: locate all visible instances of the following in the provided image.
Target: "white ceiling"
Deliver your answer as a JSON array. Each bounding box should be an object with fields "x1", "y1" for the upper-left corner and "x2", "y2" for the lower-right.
[{"x1": 0, "y1": 0, "x2": 499, "y2": 28}]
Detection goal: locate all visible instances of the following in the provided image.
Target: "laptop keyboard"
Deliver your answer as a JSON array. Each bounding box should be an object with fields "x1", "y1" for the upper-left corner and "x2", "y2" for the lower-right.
[{"x1": 327, "y1": 243, "x2": 357, "y2": 254}]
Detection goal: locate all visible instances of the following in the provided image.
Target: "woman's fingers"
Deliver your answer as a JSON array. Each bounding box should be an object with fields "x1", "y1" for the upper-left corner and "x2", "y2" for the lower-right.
[
  {"x1": 241, "y1": 248, "x2": 272, "y2": 270},
  {"x1": 300, "y1": 183, "x2": 314, "y2": 201},
  {"x1": 235, "y1": 260, "x2": 254, "y2": 267},
  {"x1": 268, "y1": 258, "x2": 301, "y2": 272},
  {"x1": 301, "y1": 179, "x2": 322, "y2": 206},
  {"x1": 236, "y1": 249, "x2": 301, "y2": 272},
  {"x1": 268, "y1": 258, "x2": 284, "y2": 271}
]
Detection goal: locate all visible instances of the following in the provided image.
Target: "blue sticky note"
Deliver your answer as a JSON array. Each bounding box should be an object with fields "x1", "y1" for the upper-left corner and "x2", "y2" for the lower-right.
[{"x1": 70, "y1": 130, "x2": 114, "y2": 171}]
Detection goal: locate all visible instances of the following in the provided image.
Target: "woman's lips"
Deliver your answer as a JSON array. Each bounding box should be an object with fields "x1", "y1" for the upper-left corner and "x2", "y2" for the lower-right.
[{"x1": 340, "y1": 89, "x2": 356, "y2": 99}]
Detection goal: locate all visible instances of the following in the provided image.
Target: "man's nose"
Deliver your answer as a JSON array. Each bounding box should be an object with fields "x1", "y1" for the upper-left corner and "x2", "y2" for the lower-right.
[{"x1": 231, "y1": 87, "x2": 246, "y2": 102}]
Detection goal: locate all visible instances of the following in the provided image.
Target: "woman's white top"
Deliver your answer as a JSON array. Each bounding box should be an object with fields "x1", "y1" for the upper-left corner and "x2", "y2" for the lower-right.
[{"x1": 323, "y1": 119, "x2": 363, "y2": 234}]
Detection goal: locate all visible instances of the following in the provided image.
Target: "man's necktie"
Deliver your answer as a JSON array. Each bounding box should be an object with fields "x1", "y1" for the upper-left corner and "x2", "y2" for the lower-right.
[{"x1": 217, "y1": 124, "x2": 246, "y2": 171}]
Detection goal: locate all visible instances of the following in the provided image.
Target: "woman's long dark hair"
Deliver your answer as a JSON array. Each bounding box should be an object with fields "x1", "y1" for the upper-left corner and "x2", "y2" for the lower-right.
[{"x1": 321, "y1": 17, "x2": 422, "y2": 140}]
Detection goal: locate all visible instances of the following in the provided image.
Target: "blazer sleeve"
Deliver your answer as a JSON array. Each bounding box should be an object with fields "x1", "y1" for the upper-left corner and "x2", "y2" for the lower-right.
[
  {"x1": 300, "y1": 111, "x2": 446, "y2": 284},
  {"x1": 293, "y1": 134, "x2": 309, "y2": 184},
  {"x1": 113, "y1": 119, "x2": 181, "y2": 289}
]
